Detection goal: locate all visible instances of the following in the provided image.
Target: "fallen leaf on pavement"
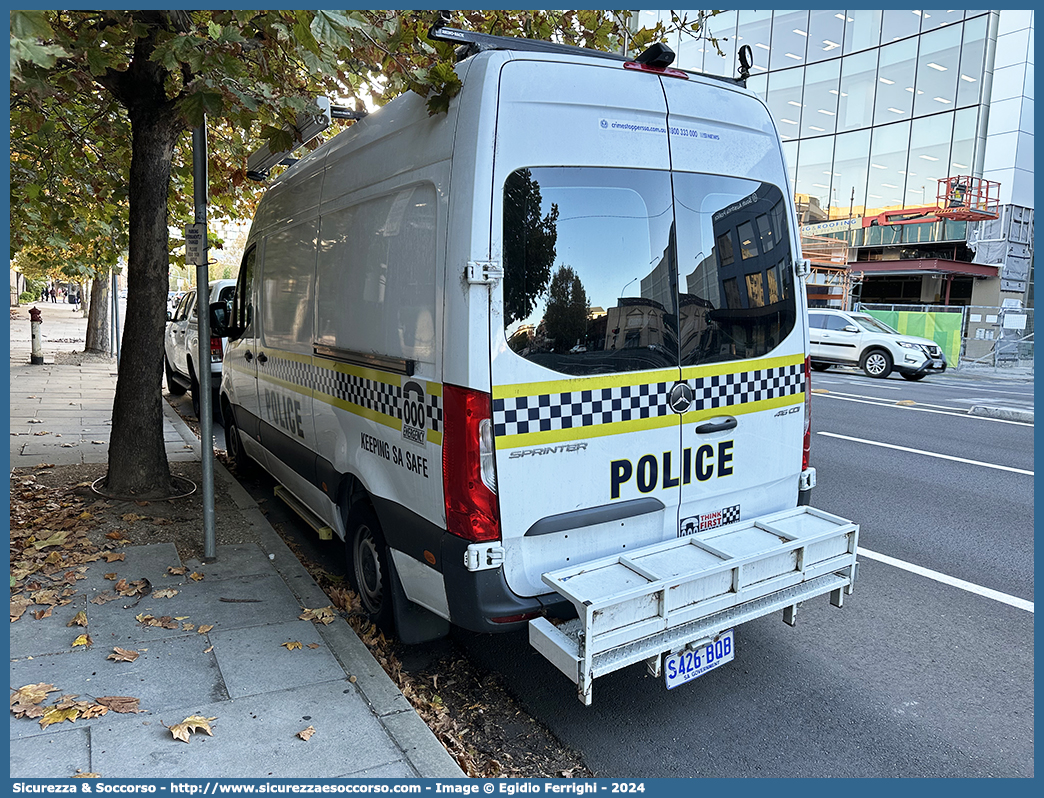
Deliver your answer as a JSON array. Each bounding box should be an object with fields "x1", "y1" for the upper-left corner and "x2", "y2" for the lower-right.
[
  {"x1": 189, "y1": 572, "x2": 204, "y2": 582},
  {"x1": 151, "y1": 517, "x2": 173, "y2": 526},
  {"x1": 67, "y1": 611, "x2": 88, "y2": 627},
  {"x1": 203, "y1": 645, "x2": 214, "y2": 654},
  {"x1": 197, "y1": 624, "x2": 214, "y2": 634},
  {"x1": 11, "y1": 597, "x2": 32, "y2": 622},
  {"x1": 30, "y1": 591, "x2": 61, "y2": 608},
  {"x1": 32, "y1": 532, "x2": 68, "y2": 550},
  {"x1": 282, "y1": 641, "x2": 303, "y2": 651},
  {"x1": 297, "y1": 725, "x2": 316, "y2": 741},
  {"x1": 299, "y1": 606, "x2": 336, "y2": 625},
  {"x1": 167, "y1": 566, "x2": 187, "y2": 576},
  {"x1": 107, "y1": 648, "x2": 140, "y2": 663},
  {"x1": 152, "y1": 588, "x2": 178, "y2": 599},
  {"x1": 39, "y1": 706, "x2": 80, "y2": 728},
  {"x1": 72, "y1": 634, "x2": 92, "y2": 648},
  {"x1": 95, "y1": 696, "x2": 140, "y2": 714},
  {"x1": 307, "y1": 643, "x2": 320, "y2": 650},
  {"x1": 104, "y1": 573, "x2": 117, "y2": 581},
  {"x1": 166, "y1": 715, "x2": 215, "y2": 743},
  {"x1": 90, "y1": 591, "x2": 119, "y2": 605},
  {"x1": 72, "y1": 773, "x2": 101, "y2": 779},
  {"x1": 102, "y1": 552, "x2": 125, "y2": 563},
  {"x1": 181, "y1": 623, "x2": 195, "y2": 632},
  {"x1": 10, "y1": 683, "x2": 58, "y2": 717},
  {"x1": 33, "y1": 607, "x2": 53, "y2": 620}
]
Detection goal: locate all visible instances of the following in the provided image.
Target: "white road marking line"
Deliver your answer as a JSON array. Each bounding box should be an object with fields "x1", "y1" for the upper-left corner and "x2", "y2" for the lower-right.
[
  {"x1": 817, "y1": 390, "x2": 969, "y2": 412},
  {"x1": 817, "y1": 378, "x2": 902, "y2": 390},
  {"x1": 817, "y1": 431, "x2": 1034, "y2": 475},
  {"x1": 813, "y1": 393, "x2": 1033, "y2": 426},
  {"x1": 857, "y1": 547, "x2": 1034, "y2": 614}
]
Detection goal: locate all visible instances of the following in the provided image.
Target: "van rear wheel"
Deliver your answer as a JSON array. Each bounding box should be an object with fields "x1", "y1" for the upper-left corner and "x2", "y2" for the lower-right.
[{"x1": 345, "y1": 503, "x2": 394, "y2": 633}]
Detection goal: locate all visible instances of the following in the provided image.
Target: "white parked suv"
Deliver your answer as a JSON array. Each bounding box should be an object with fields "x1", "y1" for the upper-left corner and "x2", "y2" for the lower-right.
[
  {"x1": 808, "y1": 308, "x2": 947, "y2": 380},
  {"x1": 164, "y1": 279, "x2": 237, "y2": 416}
]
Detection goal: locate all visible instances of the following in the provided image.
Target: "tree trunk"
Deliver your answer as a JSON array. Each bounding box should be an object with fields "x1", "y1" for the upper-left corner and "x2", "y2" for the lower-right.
[
  {"x1": 84, "y1": 272, "x2": 109, "y2": 354},
  {"x1": 103, "y1": 103, "x2": 183, "y2": 498}
]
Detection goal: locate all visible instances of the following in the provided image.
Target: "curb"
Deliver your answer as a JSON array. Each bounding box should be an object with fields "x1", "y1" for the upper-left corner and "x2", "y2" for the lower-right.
[
  {"x1": 968, "y1": 405, "x2": 1034, "y2": 423},
  {"x1": 162, "y1": 400, "x2": 465, "y2": 779}
]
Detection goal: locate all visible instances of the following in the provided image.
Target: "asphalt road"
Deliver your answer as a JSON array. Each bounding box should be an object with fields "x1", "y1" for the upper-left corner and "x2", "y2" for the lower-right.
[{"x1": 171, "y1": 365, "x2": 1034, "y2": 778}]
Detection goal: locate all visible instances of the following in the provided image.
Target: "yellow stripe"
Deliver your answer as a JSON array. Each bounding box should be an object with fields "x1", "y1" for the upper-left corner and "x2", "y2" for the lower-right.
[
  {"x1": 680, "y1": 352, "x2": 804, "y2": 381},
  {"x1": 312, "y1": 391, "x2": 401, "y2": 431},
  {"x1": 496, "y1": 390, "x2": 804, "y2": 449},
  {"x1": 321, "y1": 357, "x2": 403, "y2": 388},
  {"x1": 259, "y1": 370, "x2": 317, "y2": 399},
  {"x1": 498, "y1": 413, "x2": 680, "y2": 448},
  {"x1": 679, "y1": 390, "x2": 803, "y2": 422},
  {"x1": 492, "y1": 353, "x2": 804, "y2": 398},
  {"x1": 492, "y1": 367, "x2": 680, "y2": 400}
]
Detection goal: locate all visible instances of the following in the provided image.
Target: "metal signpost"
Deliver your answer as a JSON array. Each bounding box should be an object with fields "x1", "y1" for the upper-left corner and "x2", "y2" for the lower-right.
[{"x1": 189, "y1": 121, "x2": 217, "y2": 561}]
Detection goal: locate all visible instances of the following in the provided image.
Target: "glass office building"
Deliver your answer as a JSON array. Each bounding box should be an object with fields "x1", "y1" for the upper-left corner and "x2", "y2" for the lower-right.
[{"x1": 637, "y1": 10, "x2": 1034, "y2": 309}]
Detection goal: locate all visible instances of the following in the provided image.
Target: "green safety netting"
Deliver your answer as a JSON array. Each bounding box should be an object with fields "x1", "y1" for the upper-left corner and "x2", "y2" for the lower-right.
[{"x1": 862, "y1": 310, "x2": 962, "y2": 365}]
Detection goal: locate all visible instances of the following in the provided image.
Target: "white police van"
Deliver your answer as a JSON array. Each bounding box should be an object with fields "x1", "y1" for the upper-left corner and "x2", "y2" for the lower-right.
[{"x1": 219, "y1": 25, "x2": 858, "y2": 704}]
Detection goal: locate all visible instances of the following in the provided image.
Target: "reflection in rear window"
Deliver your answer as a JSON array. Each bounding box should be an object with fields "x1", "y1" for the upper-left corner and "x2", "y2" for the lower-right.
[{"x1": 502, "y1": 167, "x2": 796, "y2": 376}]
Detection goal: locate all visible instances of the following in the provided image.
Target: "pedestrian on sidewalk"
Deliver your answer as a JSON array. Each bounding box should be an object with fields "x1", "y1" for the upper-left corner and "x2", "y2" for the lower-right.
[{"x1": 50, "y1": 287, "x2": 57, "y2": 302}]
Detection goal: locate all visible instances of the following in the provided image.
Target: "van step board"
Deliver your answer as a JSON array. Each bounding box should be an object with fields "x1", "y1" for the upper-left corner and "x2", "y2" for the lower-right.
[
  {"x1": 274, "y1": 485, "x2": 333, "y2": 541},
  {"x1": 529, "y1": 506, "x2": 858, "y2": 704}
]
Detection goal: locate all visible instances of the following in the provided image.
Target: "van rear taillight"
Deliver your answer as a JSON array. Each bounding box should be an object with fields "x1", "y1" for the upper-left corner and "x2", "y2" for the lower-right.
[
  {"x1": 443, "y1": 384, "x2": 501, "y2": 542},
  {"x1": 803, "y1": 356, "x2": 812, "y2": 470},
  {"x1": 210, "y1": 336, "x2": 223, "y2": 362}
]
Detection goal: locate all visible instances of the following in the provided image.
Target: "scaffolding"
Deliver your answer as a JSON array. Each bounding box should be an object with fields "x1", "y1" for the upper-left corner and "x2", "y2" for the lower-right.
[{"x1": 801, "y1": 232, "x2": 851, "y2": 308}]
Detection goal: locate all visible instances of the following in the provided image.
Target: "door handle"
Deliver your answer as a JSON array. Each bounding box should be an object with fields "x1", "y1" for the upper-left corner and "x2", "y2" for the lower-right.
[
  {"x1": 256, "y1": 352, "x2": 268, "y2": 364},
  {"x1": 695, "y1": 417, "x2": 737, "y2": 434},
  {"x1": 244, "y1": 350, "x2": 253, "y2": 362}
]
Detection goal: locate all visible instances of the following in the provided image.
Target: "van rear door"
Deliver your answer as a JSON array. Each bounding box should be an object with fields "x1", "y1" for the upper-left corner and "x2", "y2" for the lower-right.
[{"x1": 489, "y1": 59, "x2": 684, "y2": 600}]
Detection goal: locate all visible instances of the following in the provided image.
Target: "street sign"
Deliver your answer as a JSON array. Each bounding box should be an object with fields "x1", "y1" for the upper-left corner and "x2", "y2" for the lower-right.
[{"x1": 185, "y1": 223, "x2": 206, "y2": 266}]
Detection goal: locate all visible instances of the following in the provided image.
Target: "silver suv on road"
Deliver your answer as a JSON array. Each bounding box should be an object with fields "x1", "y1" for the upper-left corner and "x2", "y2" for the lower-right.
[{"x1": 808, "y1": 308, "x2": 947, "y2": 380}]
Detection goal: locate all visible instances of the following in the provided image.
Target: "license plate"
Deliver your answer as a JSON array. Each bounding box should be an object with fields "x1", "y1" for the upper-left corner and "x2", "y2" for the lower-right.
[{"x1": 664, "y1": 630, "x2": 735, "y2": 690}]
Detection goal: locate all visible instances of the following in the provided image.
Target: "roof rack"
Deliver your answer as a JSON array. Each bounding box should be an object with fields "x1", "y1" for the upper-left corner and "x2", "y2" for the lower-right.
[
  {"x1": 246, "y1": 97, "x2": 368, "y2": 182},
  {"x1": 427, "y1": 17, "x2": 750, "y2": 87}
]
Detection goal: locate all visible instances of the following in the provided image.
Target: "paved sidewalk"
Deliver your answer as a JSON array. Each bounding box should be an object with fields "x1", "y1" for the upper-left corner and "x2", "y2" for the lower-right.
[{"x1": 8, "y1": 302, "x2": 464, "y2": 779}]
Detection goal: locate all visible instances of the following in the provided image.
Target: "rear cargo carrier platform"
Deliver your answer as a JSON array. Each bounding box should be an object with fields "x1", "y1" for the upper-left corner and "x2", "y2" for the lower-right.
[{"x1": 529, "y1": 506, "x2": 858, "y2": 704}]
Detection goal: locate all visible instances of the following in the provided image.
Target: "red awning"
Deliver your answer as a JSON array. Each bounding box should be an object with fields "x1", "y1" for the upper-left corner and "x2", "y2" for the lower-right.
[{"x1": 848, "y1": 258, "x2": 999, "y2": 278}]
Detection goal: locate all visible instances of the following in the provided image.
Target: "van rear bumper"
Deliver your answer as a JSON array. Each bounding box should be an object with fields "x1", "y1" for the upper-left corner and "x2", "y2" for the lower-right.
[
  {"x1": 529, "y1": 506, "x2": 858, "y2": 704},
  {"x1": 441, "y1": 535, "x2": 573, "y2": 633}
]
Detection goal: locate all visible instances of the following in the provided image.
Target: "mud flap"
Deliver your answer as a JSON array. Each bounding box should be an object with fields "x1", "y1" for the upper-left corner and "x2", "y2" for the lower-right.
[{"x1": 388, "y1": 555, "x2": 450, "y2": 645}]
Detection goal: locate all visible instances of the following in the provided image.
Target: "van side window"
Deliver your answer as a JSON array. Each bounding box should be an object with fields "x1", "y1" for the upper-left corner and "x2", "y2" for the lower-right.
[
  {"x1": 232, "y1": 246, "x2": 256, "y2": 336},
  {"x1": 260, "y1": 220, "x2": 317, "y2": 351},
  {"x1": 808, "y1": 314, "x2": 826, "y2": 329},
  {"x1": 174, "y1": 291, "x2": 194, "y2": 322},
  {"x1": 315, "y1": 185, "x2": 437, "y2": 363}
]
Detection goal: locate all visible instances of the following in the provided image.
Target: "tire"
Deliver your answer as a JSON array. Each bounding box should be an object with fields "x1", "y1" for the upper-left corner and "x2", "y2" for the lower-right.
[
  {"x1": 901, "y1": 372, "x2": 927, "y2": 381},
  {"x1": 345, "y1": 502, "x2": 394, "y2": 633},
  {"x1": 860, "y1": 349, "x2": 893, "y2": 378},
  {"x1": 810, "y1": 362, "x2": 830, "y2": 372},
  {"x1": 165, "y1": 357, "x2": 187, "y2": 395},
  {"x1": 223, "y1": 403, "x2": 253, "y2": 474}
]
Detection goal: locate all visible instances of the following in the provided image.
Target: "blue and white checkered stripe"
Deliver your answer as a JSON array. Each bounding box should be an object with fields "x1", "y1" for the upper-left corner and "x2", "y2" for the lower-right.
[
  {"x1": 493, "y1": 382, "x2": 672, "y2": 437},
  {"x1": 493, "y1": 363, "x2": 804, "y2": 438},
  {"x1": 265, "y1": 353, "x2": 442, "y2": 433},
  {"x1": 689, "y1": 363, "x2": 804, "y2": 410}
]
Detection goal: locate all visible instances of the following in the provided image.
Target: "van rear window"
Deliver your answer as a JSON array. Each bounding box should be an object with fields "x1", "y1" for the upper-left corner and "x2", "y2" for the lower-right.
[{"x1": 501, "y1": 167, "x2": 796, "y2": 376}]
